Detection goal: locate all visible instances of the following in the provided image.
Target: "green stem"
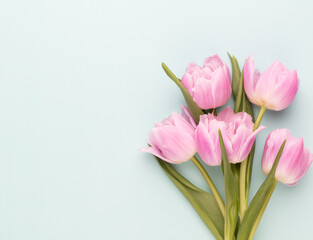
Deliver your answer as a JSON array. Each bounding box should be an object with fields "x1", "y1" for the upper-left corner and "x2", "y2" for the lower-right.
[
  {"x1": 248, "y1": 180, "x2": 278, "y2": 240},
  {"x1": 191, "y1": 156, "x2": 225, "y2": 217},
  {"x1": 253, "y1": 106, "x2": 267, "y2": 131},
  {"x1": 239, "y1": 105, "x2": 267, "y2": 222}
]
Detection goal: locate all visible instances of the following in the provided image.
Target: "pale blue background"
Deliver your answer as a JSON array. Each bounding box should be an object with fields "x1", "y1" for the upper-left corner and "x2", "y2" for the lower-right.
[{"x1": 0, "y1": 0, "x2": 313, "y2": 239}]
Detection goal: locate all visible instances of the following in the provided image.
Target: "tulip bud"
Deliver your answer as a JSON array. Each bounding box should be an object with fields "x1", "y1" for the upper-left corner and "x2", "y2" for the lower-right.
[
  {"x1": 140, "y1": 105, "x2": 197, "y2": 164},
  {"x1": 243, "y1": 56, "x2": 299, "y2": 111},
  {"x1": 195, "y1": 107, "x2": 265, "y2": 165},
  {"x1": 262, "y1": 129, "x2": 313, "y2": 185},
  {"x1": 181, "y1": 54, "x2": 232, "y2": 110}
]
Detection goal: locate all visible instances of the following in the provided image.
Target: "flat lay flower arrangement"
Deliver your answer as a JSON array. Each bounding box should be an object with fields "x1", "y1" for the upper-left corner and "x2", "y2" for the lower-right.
[{"x1": 140, "y1": 54, "x2": 313, "y2": 240}]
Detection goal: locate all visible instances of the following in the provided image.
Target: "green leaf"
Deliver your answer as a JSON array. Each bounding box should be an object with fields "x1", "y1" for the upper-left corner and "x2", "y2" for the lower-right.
[
  {"x1": 227, "y1": 53, "x2": 254, "y2": 119},
  {"x1": 231, "y1": 163, "x2": 240, "y2": 191},
  {"x1": 218, "y1": 130, "x2": 238, "y2": 240},
  {"x1": 161, "y1": 63, "x2": 204, "y2": 123},
  {"x1": 245, "y1": 143, "x2": 255, "y2": 200},
  {"x1": 228, "y1": 53, "x2": 256, "y2": 202},
  {"x1": 234, "y1": 71, "x2": 244, "y2": 113},
  {"x1": 241, "y1": 79, "x2": 255, "y2": 199},
  {"x1": 228, "y1": 53, "x2": 241, "y2": 100},
  {"x1": 242, "y1": 89, "x2": 255, "y2": 120},
  {"x1": 242, "y1": 86, "x2": 255, "y2": 200},
  {"x1": 157, "y1": 157, "x2": 224, "y2": 240},
  {"x1": 237, "y1": 140, "x2": 286, "y2": 240}
]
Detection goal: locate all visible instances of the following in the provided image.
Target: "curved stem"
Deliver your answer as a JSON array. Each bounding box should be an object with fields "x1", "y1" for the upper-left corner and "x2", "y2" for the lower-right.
[
  {"x1": 191, "y1": 156, "x2": 225, "y2": 217},
  {"x1": 248, "y1": 180, "x2": 278, "y2": 240},
  {"x1": 253, "y1": 106, "x2": 267, "y2": 131},
  {"x1": 239, "y1": 105, "x2": 267, "y2": 222}
]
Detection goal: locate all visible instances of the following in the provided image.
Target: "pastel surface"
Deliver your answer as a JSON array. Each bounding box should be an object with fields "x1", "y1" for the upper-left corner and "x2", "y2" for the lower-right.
[{"x1": 1, "y1": 0, "x2": 313, "y2": 240}]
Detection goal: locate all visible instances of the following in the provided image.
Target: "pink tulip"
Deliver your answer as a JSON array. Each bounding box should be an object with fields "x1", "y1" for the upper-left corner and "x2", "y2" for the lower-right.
[
  {"x1": 181, "y1": 54, "x2": 231, "y2": 109},
  {"x1": 195, "y1": 107, "x2": 265, "y2": 165},
  {"x1": 243, "y1": 56, "x2": 299, "y2": 111},
  {"x1": 262, "y1": 129, "x2": 313, "y2": 185},
  {"x1": 140, "y1": 105, "x2": 197, "y2": 164}
]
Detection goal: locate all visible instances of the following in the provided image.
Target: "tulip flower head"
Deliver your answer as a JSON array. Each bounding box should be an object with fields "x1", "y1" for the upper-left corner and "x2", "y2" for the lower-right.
[
  {"x1": 140, "y1": 105, "x2": 197, "y2": 164},
  {"x1": 262, "y1": 129, "x2": 313, "y2": 185},
  {"x1": 195, "y1": 107, "x2": 265, "y2": 165},
  {"x1": 181, "y1": 54, "x2": 231, "y2": 110},
  {"x1": 243, "y1": 56, "x2": 299, "y2": 111}
]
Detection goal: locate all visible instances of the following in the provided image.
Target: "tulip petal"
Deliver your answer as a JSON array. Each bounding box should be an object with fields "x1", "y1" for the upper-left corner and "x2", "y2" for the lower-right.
[
  {"x1": 244, "y1": 56, "x2": 260, "y2": 105},
  {"x1": 275, "y1": 138, "x2": 304, "y2": 184},
  {"x1": 195, "y1": 121, "x2": 221, "y2": 166},
  {"x1": 140, "y1": 146, "x2": 175, "y2": 163},
  {"x1": 196, "y1": 107, "x2": 263, "y2": 165},
  {"x1": 239, "y1": 126, "x2": 265, "y2": 159},
  {"x1": 235, "y1": 112, "x2": 254, "y2": 130},
  {"x1": 286, "y1": 147, "x2": 313, "y2": 186},
  {"x1": 181, "y1": 63, "x2": 198, "y2": 96},
  {"x1": 230, "y1": 125, "x2": 265, "y2": 163},
  {"x1": 255, "y1": 60, "x2": 285, "y2": 100},
  {"x1": 267, "y1": 70, "x2": 299, "y2": 110},
  {"x1": 155, "y1": 127, "x2": 196, "y2": 163},
  {"x1": 244, "y1": 57, "x2": 299, "y2": 111},
  {"x1": 262, "y1": 129, "x2": 291, "y2": 175},
  {"x1": 181, "y1": 55, "x2": 231, "y2": 109},
  {"x1": 193, "y1": 77, "x2": 214, "y2": 109},
  {"x1": 216, "y1": 106, "x2": 234, "y2": 122},
  {"x1": 181, "y1": 105, "x2": 197, "y2": 128},
  {"x1": 211, "y1": 68, "x2": 232, "y2": 108},
  {"x1": 170, "y1": 112, "x2": 195, "y2": 137},
  {"x1": 262, "y1": 129, "x2": 313, "y2": 185},
  {"x1": 204, "y1": 54, "x2": 224, "y2": 68}
]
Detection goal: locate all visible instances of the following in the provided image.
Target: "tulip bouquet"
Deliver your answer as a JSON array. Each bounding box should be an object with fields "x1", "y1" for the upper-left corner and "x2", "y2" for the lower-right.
[{"x1": 140, "y1": 54, "x2": 313, "y2": 240}]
